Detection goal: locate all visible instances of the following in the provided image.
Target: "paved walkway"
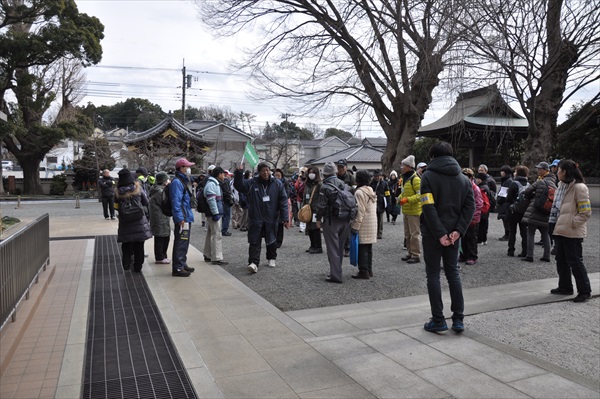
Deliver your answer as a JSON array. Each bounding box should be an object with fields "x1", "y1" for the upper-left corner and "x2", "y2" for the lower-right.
[{"x1": 1, "y1": 214, "x2": 599, "y2": 398}]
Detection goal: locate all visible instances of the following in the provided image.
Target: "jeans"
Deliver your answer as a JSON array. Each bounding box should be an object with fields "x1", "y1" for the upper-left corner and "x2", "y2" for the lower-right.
[
  {"x1": 553, "y1": 236, "x2": 591, "y2": 295},
  {"x1": 222, "y1": 203, "x2": 231, "y2": 233},
  {"x1": 153, "y1": 236, "x2": 170, "y2": 261},
  {"x1": 526, "y1": 224, "x2": 550, "y2": 259},
  {"x1": 172, "y1": 223, "x2": 191, "y2": 272},
  {"x1": 102, "y1": 196, "x2": 115, "y2": 218},
  {"x1": 423, "y1": 235, "x2": 464, "y2": 322}
]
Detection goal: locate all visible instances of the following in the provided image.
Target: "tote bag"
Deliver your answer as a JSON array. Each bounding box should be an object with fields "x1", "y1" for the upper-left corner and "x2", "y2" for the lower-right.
[{"x1": 349, "y1": 231, "x2": 359, "y2": 267}]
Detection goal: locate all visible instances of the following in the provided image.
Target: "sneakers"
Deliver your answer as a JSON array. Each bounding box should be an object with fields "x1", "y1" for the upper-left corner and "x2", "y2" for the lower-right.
[
  {"x1": 184, "y1": 266, "x2": 195, "y2": 273},
  {"x1": 539, "y1": 257, "x2": 551, "y2": 262},
  {"x1": 465, "y1": 259, "x2": 477, "y2": 265},
  {"x1": 155, "y1": 259, "x2": 171, "y2": 264},
  {"x1": 521, "y1": 257, "x2": 533, "y2": 262},
  {"x1": 406, "y1": 257, "x2": 420, "y2": 264},
  {"x1": 222, "y1": 231, "x2": 232, "y2": 236},
  {"x1": 401, "y1": 255, "x2": 412, "y2": 261},
  {"x1": 499, "y1": 235, "x2": 509, "y2": 241},
  {"x1": 211, "y1": 260, "x2": 229, "y2": 265},
  {"x1": 172, "y1": 269, "x2": 191, "y2": 277},
  {"x1": 247, "y1": 263, "x2": 258, "y2": 273},
  {"x1": 424, "y1": 319, "x2": 448, "y2": 332},
  {"x1": 573, "y1": 293, "x2": 591, "y2": 303},
  {"x1": 309, "y1": 248, "x2": 323, "y2": 254},
  {"x1": 267, "y1": 259, "x2": 276, "y2": 268},
  {"x1": 111, "y1": 216, "x2": 116, "y2": 220},
  {"x1": 452, "y1": 319, "x2": 465, "y2": 333}
]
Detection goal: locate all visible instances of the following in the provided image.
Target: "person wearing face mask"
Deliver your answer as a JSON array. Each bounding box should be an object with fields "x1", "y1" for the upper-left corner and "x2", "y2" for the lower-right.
[
  {"x1": 303, "y1": 166, "x2": 323, "y2": 253},
  {"x1": 170, "y1": 158, "x2": 197, "y2": 277},
  {"x1": 294, "y1": 168, "x2": 307, "y2": 232}
]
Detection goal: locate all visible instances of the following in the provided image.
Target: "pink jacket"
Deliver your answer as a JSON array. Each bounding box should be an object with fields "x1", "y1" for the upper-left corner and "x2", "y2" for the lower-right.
[{"x1": 470, "y1": 181, "x2": 483, "y2": 225}]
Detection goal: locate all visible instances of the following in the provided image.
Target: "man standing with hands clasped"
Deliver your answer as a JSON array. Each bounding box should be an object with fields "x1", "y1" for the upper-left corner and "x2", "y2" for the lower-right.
[{"x1": 420, "y1": 142, "x2": 475, "y2": 333}]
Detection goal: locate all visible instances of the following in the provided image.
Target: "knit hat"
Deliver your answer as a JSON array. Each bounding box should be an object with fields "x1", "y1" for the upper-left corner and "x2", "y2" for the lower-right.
[
  {"x1": 118, "y1": 168, "x2": 135, "y2": 186},
  {"x1": 322, "y1": 162, "x2": 336, "y2": 176},
  {"x1": 155, "y1": 171, "x2": 169, "y2": 185},
  {"x1": 390, "y1": 170, "x2": 398, "y2": 178},
  {"x1": 475, "y1": 172, "x2": 487, "y2": 181},
  {"x1": 135, "y1": 167, "x2": 149, "y2": 177},
  {"x1": 401, "y1": 155, "x2": 415, "y2": 168},
  {"x1": 500, "y1": 165, "x2": 512, "y2": 174}
]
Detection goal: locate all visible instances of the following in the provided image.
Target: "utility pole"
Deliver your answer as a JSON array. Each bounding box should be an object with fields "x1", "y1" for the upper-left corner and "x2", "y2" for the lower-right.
[{"x1": 181, "y1": 60, "x2": 186, "y2": 125}]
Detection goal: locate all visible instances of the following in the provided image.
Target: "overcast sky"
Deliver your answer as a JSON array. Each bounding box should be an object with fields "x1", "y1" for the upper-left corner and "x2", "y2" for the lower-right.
[{"x1": 75, "y1": 0, "x2": 596, "y2": 138}]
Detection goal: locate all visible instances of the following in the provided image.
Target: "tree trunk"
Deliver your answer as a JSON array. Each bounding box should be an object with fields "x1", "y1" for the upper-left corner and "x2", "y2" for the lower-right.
[{"x1": 21, "y1": 159, "x2": 43, "y2": 195}]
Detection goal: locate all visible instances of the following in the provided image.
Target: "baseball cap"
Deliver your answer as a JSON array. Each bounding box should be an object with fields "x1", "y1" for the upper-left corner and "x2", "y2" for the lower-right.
[
  {"x1": 550, "y1": 159, "x2": 560, "y2": 167},
  {"x1": 336, "y1": 159, "x2": 347, "y2": 166},
  {"x1": 535, "y1": 162, "x2": 549, "y2": 170},
  {"x1": 417, "y1": 162, "x2": 427, "y2": 169},
  {"x1": 175, "y1": 158, "x2": 195, "y2": 169},
  {"x1": 135, "y1": 167, "x2": 149, "y2": 176}
]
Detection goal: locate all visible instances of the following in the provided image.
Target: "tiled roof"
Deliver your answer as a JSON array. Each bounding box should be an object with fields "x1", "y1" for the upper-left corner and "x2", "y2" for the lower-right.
[
  {"x1": 123, "y1": 116, "x2": 207, "y2": 144},
  {"x1": 310, "y1": 145, "x2": 383, "y2": 164}
]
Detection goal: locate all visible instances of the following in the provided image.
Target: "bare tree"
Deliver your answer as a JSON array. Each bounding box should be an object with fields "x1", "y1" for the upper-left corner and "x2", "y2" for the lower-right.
[
  {"x1": 461, "y1": 0, "x2": 600, "y2": 169},
  {"x1": 194, "y1": 0, "x2": 472, "y2": 172}
]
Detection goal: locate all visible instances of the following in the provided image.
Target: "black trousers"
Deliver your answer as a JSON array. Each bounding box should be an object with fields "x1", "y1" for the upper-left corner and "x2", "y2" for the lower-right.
[
  {"x1": 507, "y1": 213, "x2": 527, "y2": 255},
  {"x1": 121, "y1": 241, "x2": 145, "y2": 272},
  {"x1": 102, "y1": 196, "x2": 115, "y2": 218},
  {"x1": 154, "y1": 236, "x2": 170, "y2": 261},
  {"x1": 554, "y1": 236, "x2": 591, "y2": 294},
  {"x1": 462, "y1": 223, "x2": 478, "y2": 260},
  {"x1": 358, "y1": 243, "x2": 373, "y2": 274},
  {"x1": 308, "y1": 228, "x2": 322, "y2": 249},
  {"x1": 249, "y1": 225, "x2": 277, "y2": 265},
  {"x1": 277, "y1": 222, "x2": 285, "y2": 248},
  {"x1": 477, "y1": 215, "x2": 489, "y2": 243}
]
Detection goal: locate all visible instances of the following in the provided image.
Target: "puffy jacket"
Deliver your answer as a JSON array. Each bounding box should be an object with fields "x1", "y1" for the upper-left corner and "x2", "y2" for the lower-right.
[
  {"x1": 351, "y1": 185, "x2": 377, "y2": 244},
  {"x1": 496, "y1": 175, "x2": 513, "y2": 217},
  {"x1": 169, "y1": 171, "x2": 195, "y2": 224},
  {"x1": 553, "y1": 181, "x2": 591, "y2": 238},
  {"x1": 522, "y1": 174, "x2": 556, "y2": 227},
  {"x1": 204, "y1": 176, "x2": 224, "y2": 217},
  {"x1": 470, "y1": 181, "x2": 483, "y2": 225},
  {"x1": 420, "y1": 155, "x2": 475, "y2": 239},
  {"x1": 115, "y1": 182, "x2": 152, "y2": 243},
  {"x1": 98, "y1": 175, "x2": 115, "y2": 197},
  {"x1": 149, "y1": 184, "x2": 171, "y2": 237},
  {"x1": 400, "y1": 172, "x2": 422, "y2": 216},
  {"x1": 369, "y1": 178, "x2": 391, "y2": 213}
]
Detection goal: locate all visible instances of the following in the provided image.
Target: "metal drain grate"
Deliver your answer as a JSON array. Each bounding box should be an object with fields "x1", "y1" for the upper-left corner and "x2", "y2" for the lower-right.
[{"x1": 83, "y1": 236, "x2": 197, "y2": 399}]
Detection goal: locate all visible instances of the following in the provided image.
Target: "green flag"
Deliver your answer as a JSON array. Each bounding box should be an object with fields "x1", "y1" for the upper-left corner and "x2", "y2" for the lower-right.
[{"x1": 244, "y1": 141, "x2": 260, "y2": 168}]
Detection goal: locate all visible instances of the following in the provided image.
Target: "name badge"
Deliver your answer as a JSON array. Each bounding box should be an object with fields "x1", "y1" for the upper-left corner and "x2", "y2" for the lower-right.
[
  {"x1": 263, "y1": 196, "x2": 270, "y2": 202},
  {"x1": 305, "y1": 194, "x2": 311, "y2": 199}
]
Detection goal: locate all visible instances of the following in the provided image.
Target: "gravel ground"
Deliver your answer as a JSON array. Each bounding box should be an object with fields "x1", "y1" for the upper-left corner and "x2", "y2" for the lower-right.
[{"x1": 3, "y1": 199, "x2": 599, "y2": 383}]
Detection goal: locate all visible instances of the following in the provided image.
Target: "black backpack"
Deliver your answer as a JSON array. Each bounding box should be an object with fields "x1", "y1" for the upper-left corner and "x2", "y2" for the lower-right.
[
  {"x1": 196, "y1": 186, "x2": 209, "y2": 214},
  {"x1": 118, "y1": 195, "x2": 144, "y2": 222},
  {"x1": 161, "y1": 177, "x2": 193, "y2": 216},
  {"x1": 326, "y1": 183, "x2": 357, "y2": 220}
]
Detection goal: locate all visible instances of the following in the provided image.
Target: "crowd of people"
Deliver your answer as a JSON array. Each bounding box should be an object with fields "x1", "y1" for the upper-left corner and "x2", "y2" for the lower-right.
[{"x1": 107, "y1": 143, "x2": 593, "y2": 333}]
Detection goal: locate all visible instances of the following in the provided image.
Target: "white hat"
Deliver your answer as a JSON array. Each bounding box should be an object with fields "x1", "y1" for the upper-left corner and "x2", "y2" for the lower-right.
[
  {"x1": 417, "y1": 162, "x2": 427, "y2": 169},
  {"x1": 401, "y1": 155, "x2": 415, "y2": 168},
  {"x1": 390, "y1": 170, "x2": 398, "y2": 177},
  {"x1": 207, "y1": 164, "x2": 216, "y2": 171}
]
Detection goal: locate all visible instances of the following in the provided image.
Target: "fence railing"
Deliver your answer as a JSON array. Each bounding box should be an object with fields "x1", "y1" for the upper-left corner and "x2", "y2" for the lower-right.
[{"x1": 0, "y1": 214, "x2": 50, "y2": 331}]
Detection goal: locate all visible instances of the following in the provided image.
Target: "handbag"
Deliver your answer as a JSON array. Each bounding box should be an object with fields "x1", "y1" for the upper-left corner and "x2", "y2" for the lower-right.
[
  {"x1": 298, "y1": 185, "x2": 317, "y2": 223},
  {"x1": 349, "y1": 231, "x2": 359, "y2": 267}
]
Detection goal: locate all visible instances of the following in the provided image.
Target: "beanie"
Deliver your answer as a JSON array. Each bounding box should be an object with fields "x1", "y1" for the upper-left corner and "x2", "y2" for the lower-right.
[
  {"x1": 155, "y1": 171, "x2": 169, "y2": 185},
  {"x1": 118, "y1": 168, "x2": 135, "y2": 187},
  {"x1": 322, "y1": 162, "x2": 336, "y2": 176},
  {"x1": 401, "y1": 155, "x2": 415, "y2": 168}
]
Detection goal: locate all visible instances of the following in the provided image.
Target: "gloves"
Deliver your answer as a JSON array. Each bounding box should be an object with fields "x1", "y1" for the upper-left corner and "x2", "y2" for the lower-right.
[
  {"x1": 400, "y1": 197, "x2": 408, "y2": 206},
  {"x1": 212, "y1": 215, "x2": 221, "y2": 221}
]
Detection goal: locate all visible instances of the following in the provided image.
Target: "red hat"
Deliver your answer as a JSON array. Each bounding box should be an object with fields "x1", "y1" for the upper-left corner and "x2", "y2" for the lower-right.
[{"x1": 175, "y1": 158, "x2": 195, "y2": 169}]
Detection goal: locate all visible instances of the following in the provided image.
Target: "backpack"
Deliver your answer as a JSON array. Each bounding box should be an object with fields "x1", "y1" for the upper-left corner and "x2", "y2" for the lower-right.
[
  {"x1": 196, "y1": 186, "x2": 209, "y2": 214},
  {"x1": 161, "y1": 177, "x2": 193, "y2": 216},
  {"x1": 509, "y1": 181, "x2": 530, "y2": 216},
  {"x1": 326, "y1": 183, "x2": 357, "y2": 221},
  {"x1": 480, "y1": 189, "x2": 491, "y2": 214},
  {"x1": 118, "y1": 195, "x2": 144, "y2": 222},
  {"x1": 533, "y1": 180, "x2": 555, "y2": 214}
]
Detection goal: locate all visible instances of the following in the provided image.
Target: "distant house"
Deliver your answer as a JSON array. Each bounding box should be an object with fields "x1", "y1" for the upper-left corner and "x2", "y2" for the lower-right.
[
  {"x1": 360, "y1": 137, "x2": 387, "y2": 150},
  {"x1": 309, "y1": 144, "x2": 384, "y2": 172},
  {"x1": 252, "y1": 138, "x2": 302, "y2": 172},
  {"x1": 299, "y1": 137, "x2": 350, "y2": 166}
]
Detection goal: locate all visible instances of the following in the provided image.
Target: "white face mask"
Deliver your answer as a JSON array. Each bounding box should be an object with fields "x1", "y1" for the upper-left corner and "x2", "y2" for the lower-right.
[
  {"x1": 185, "y1": 167, "x2": 191, "y2": 175},
  {"x1": 308, "y1": 173, "x2": 316, "y2": 180}
]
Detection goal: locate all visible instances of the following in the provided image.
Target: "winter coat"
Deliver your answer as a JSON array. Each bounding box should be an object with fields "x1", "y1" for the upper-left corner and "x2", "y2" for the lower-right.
[
  {"x1": 169, "y1": 171, "x2": 195, "y2": 224},
  {"x1": 420, "y1": 155, "x2": 475, "y2": 239},
  {"x1": 337, "y1": 171, "x2": 356, "y2": 190},
  {"x1": 388, "y1": 177, "x2": 401, "y2": 216},
  {"x1": 484, "y1": 174, "x2": 497, "y2": 194},
  {"x1": 351, "y1": 185, "x2": 377, "y2": 244},
  {"x1": 496, "y1": 175, "x2": 513, "y2": 218},
  {"x1": 302, "y1": 179, "x2": 322, "y2": 230},
  {"x1": 553, "y1": 181, "x2": 591, "y2": 238},
  {"x1": 400, "y1": 172, "x2": 422, "y2": 216},
  {"x1": 204, "y1": 176, "x2": 224, "y2": 217},
  {"x1": 234, "y1": 169, "x2": 289, "y2": 245},
  {"x1": 477, "y1": 181, "x2": 493, "y2": 220},
  {"x1": 506, "y1": 176, "x2": 529, "y2": 205},
  {"x1": 149, "y1": 184, "x2": 171, "y2": 237},
  {"x1": 316, "y1": 175, "x2": 347, "y2": 221},
  {"x1": 221, "y1": 177, "x2": 234, "y2": 207},
  {"x1": 115, "y1": 182, "x2": 152, "y2": 243},
  {"x1": 369, "y1": 179, "x2": 391, "y2": 213},
  {"x1": 522, "y1": 174, "x2": 556, "y2": 227},
  {"x1": 470, "y1": 181, "x2": 483, "y2": 225},
  {"x1": 98, "y1": 175, "x2": 115, "y2": 198},
  {"x1": 294, "y1": 178, "x2": 305, "y2": 203}
]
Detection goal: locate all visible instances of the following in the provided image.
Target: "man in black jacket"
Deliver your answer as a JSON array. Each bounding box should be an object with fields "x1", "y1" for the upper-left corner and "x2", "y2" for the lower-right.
[
  {"x1": 420, "y1": 142, "x2": 475, "y2": 333},
  {"x1": 369, "y1": 170, "x2": 391, "y2": 239},
  {"x1": 98, "y1": 169, "x2": 116, "y2": 220}
]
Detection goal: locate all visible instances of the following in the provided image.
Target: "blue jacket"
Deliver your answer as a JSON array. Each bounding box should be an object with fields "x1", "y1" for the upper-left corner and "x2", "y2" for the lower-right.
[
  {"x1": 234, "y1": 169, "x2": 288, "y2": 245},
  {"x1": 204, "y1": 176, "x2": 224, "y2": 216},
  {"x1": 169, "y1": 171, "x2": 195, "y2": 224}
]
